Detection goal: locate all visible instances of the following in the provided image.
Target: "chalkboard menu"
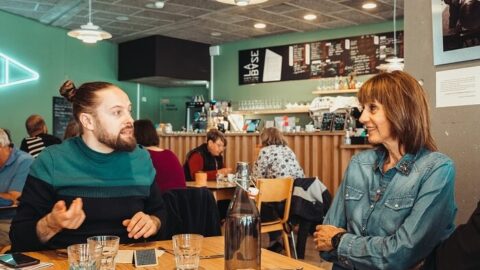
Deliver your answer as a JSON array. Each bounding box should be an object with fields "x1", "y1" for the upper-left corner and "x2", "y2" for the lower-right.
[
  {"x1": 239, "y1": 31, "x2": 404, "y2": 85},
  {"x1": 52, "y1": 97, "x2": 73, "y2": 139},
  {"x1": 320, "y1": 113, "x2": 334, "y2": 131}
]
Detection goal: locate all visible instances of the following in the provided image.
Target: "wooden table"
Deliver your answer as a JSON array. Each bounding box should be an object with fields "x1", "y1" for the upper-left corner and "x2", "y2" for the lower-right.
[
  {"x1": 186, "y1": 181, "x2": 237, "y2": 201},
  {"x1": 24, "y1": 236, "x2": 324, "y2": 270}
]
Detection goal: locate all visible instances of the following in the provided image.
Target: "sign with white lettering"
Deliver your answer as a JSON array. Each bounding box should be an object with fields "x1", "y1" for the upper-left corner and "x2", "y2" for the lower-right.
[{"x1": 238, "y1": 31, "x2": 403, "y2": 85}]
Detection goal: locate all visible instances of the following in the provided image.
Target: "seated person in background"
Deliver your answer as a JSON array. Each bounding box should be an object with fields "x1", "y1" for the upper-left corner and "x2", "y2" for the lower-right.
[
  {"x1": 20, "y1": 114, "x2": 61, "y2": 158},
  {"x1": 183, "y1": 129, "x2": 232, "y2": 181},
  {"x1": 63, "y1": 120, "x2": 80, "y2": 140},
  {"x1": 427, "y1": 199, "x2": 480, "y2": 270},
  {"x1": 134, "y1": 119, "x2": 186, "y2": 192},
  {"x1": 0, "y1": 128, "x2": 34, "y2": 246},
  {"x1": 10, "y1": 80, "x2": 166, "y2": 252},
  {"x1": 183, "y1": 129, "x2": 232, "y2": 220},
  {"x1": 315, "y1": 71, "x2": 456, "y2": 270},
  {"x1": 251, "y1": 127, "x2": 304, "y2": 252},
  {"x1": 252, "y1": 127, "x2": 304, "y2": 179}
]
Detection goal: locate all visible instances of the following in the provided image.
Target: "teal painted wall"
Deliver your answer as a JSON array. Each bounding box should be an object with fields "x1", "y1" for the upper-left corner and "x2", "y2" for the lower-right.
[
  {"x1": 213, "y1": 20, "x2": 403, "y2": 123},
  {"x1": 0, "y1": 10, "x2": 402, "y2": 143},
  {"x1": 138, "y1": 85, "x2": 208, "y2": 130},
  {"x1": 0, "y1": 11, "x2": 202, "y2": 144}
]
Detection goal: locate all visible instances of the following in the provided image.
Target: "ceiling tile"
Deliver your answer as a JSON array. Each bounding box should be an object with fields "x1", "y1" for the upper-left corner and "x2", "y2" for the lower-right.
[
  {"x1": 134, "y1": 9, "x2": 191, "y2": 21},
  {"x1": 92, "y1": 2, "x2": 141, "y2": 15},
  {"x1": 0, "y1": 0, "x2": 402, "y2": 44},
  {"x1": 107, "y1": 20, "x2": 155, "y2": 31},
  {"x1": 261, "y1": 3, "x2": 298, "y2": 14},
  {"x1": 331, "y1": 10, "x2": 384, "y2": 24},
  {"x1": 282, "y1": 10, "x2": 337, "y2": 24}
]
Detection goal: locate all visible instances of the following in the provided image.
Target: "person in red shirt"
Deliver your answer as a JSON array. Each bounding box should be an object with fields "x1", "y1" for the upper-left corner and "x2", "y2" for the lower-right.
[
  {"x1": 183, "y1": 129, "x2": 232, "y2": 181},
  {"x1": 134, "y1": 119, "x2": 186, "y2": 193}
]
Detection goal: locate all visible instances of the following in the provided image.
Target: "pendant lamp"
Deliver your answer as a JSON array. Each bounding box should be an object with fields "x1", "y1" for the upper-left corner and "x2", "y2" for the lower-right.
[
  {"x1": 67, "y1": 0, "x2": 112, "y2": 44},
  {"x1": 377, "y1": 0, "x2": 404, "y2": 72}
]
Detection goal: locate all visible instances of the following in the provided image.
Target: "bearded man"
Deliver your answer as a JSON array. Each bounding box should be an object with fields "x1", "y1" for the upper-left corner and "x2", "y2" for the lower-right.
[{"x1": 10, "y1": 81, "x2": 166, "y2": 252}]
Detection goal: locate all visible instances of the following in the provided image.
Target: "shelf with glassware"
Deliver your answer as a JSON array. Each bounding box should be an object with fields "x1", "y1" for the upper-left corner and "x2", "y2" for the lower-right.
[
  {"x1": 311, "y1": 89, "x2": 359, "y2": 95},
  {"x1": 231, "y1": 107, "x2": 309, "y2": 115}
]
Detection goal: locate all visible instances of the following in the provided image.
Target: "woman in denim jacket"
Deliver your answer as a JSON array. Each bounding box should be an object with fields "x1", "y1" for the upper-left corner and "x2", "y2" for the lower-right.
[{"x1": 314, "y1": 71, "x2": 457, "y2": 270}]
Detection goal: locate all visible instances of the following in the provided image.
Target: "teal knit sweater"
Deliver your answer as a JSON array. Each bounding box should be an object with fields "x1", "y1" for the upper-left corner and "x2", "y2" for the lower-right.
[{"x1": 10, "y1": 137, "x2": 166, "y2": 251}]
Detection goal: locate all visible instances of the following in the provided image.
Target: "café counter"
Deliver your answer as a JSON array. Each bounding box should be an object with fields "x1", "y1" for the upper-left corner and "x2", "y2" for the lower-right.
[{"x1": 159, "y1": 131, "x2": 371, "y2": 195}]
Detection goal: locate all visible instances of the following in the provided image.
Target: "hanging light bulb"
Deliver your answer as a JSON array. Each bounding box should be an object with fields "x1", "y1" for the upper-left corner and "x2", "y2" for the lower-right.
[
  {"x1": 377, "y1": 0, "x2": 404, "y2": 72},
  {"x1": 67, "y1": 0, "x2": 112, "y2": 44},
  {"x1": 216, "y1": 0, "x2": 268, "y2": 6},
  {"x1": 235, "y1": 0, "x2": 250, "y2": 6}
]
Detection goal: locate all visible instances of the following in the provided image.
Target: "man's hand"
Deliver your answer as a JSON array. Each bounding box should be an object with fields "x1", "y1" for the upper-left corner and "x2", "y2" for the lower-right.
[
  {"x1": 314, "y1": 225, "x2": 346, "y2": 251},
  {"x1": 122, "y1": 212, "x2": 160, "y2": 239},
  {"x1": 36, "y1": 198, "x2": 86, "y2": 243}
]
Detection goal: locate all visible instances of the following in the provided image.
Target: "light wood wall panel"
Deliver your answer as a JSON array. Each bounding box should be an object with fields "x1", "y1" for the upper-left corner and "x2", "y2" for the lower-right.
[{"x1": 158, "y1": 132, "x2": 371, "y2": 196}]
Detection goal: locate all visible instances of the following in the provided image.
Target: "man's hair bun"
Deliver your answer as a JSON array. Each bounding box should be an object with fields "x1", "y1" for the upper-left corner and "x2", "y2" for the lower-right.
[{"x1": 59, "y1": 80, "x2": 77, "y2": 102}]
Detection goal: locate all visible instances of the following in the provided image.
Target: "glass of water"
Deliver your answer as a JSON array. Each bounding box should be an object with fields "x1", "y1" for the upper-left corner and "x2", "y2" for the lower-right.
[
  {"x1": 172, "y1": 234, "x2": 203, "y2": 270},
  {"x1": 87, "y1": 235, "x2": 119, "y2": 270},
  {"x1": 67, "y1": 243, "x2": 101, "y2": 270}
]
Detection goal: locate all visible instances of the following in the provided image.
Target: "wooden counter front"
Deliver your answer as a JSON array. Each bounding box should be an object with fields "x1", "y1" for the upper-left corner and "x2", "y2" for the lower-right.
[{"x1": 159, "y1": 132, "x2": 371, "y2": 195}]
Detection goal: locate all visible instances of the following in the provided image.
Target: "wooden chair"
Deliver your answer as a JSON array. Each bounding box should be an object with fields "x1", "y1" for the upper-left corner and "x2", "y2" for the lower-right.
[
  {"x1": 255, "y1": 177, "x2": 294, "y2": 258},
  {"x1": 0, "y1": 244, "x2": 11, "y2": 254}
]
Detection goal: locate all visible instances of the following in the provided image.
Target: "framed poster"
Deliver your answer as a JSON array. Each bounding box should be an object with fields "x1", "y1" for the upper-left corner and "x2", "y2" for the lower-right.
[{"x1": 432, "y1": 0, "x2": 480, "y2": 65}]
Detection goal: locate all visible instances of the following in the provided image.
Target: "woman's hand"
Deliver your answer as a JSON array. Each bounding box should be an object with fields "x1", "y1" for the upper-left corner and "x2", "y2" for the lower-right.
[{"x1": 314, "y1": 224, "x2": 346, "y2": 251}]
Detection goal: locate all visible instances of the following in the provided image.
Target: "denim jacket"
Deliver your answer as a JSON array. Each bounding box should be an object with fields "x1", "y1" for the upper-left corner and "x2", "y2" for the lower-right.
[{"x1": 321, "y1": 147, "x2": 457, "y2": 270}]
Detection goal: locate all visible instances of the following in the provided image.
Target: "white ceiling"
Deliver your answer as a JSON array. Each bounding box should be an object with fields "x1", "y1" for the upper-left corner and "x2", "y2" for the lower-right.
[{"x1": 0, "y1": 0, "x2": 404, "y2": 44}]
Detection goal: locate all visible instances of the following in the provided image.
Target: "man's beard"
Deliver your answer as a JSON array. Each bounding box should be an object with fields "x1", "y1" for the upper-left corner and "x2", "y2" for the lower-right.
[{"x1": 94, "y1": 120, "x2": 136, "y2": 152}]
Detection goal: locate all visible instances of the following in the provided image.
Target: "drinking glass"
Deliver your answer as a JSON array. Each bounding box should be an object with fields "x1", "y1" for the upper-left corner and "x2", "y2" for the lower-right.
[
  {"x1": 87, "y1": 235, "x2": 119, "y2": 270},
  {"x1": 67, "y1": 243, "x2": 101, "y2": 270},
  {"x1": 172, "y1": 234, "x2": 203, "y2": 270}
]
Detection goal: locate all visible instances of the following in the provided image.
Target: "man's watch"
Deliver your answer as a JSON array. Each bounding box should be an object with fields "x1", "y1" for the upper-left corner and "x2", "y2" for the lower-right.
[{"x1": 331, "y1": 232, "x2": 347, "y2": 250}]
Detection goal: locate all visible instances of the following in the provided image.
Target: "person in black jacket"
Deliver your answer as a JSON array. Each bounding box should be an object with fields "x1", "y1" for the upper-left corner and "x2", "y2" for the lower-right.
[
  {"x1": 431, "y1": 200, "x2": 480, "y2": 270},
  {"x1": 183, "y1": 129, "x2": 232, "y2": 181},
  {"x1": 183, "y1": 129, "x2": 232, "y2": 220}
]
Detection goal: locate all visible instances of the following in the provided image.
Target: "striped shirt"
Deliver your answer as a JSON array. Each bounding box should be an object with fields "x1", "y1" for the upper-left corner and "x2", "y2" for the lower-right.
[{"x1": 20, "y1": 133, "x2": 61, "y2": 158}]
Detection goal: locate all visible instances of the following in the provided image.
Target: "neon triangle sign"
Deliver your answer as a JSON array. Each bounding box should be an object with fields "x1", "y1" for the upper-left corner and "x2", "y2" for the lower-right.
[{"x1": 0, "y1": 53, "x2": 39, "y2": 88}]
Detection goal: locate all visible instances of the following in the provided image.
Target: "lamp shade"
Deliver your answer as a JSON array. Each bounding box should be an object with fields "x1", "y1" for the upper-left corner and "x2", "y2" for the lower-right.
[
  {"x1": 68, "y1": 22, "x2": 112, "y2": 44},
  {"x1": 67, "y1": 0, "x2": 112, "y2": 44}
]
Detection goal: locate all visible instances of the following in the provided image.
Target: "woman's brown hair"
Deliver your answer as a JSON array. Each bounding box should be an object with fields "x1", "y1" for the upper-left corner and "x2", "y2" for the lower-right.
[
  {"x1": 357, "y1": 71, "x2": 437, "y2": 154},
  {"x1": 134, "y1": 119, "x2": 159, "y2": 147},
  {"x1": 260, "y1": 127, "x2": 287, "y2": 147},
  {"x1": 63, "y1": 120, "x2": 80, "y2": 140},
  {"x1": 59, "y1": 80, "x2": 114, "y2": 134}
]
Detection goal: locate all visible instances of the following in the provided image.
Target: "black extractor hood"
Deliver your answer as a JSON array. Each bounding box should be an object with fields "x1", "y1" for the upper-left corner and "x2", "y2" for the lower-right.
[{"x1": 118, "y1": 35, "x2": 210, "y2": 87}]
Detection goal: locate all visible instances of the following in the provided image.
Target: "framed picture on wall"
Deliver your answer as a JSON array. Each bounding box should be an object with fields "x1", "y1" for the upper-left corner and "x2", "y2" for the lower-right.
[{"x1": 432, "y1": 0, "x2": 480, "y2": 65}]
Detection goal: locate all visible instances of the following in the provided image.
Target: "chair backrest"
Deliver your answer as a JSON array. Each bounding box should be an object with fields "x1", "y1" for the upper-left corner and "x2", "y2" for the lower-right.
[
  {"x1": 160, "y1": 187, "x2": 221, "y2": 239},
  {"x1": 256, "y1": 177, "x2": 294, "y2": 224},
  {"x1": 290, "y1": 177, "x2": 332, "y2": 223}
]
